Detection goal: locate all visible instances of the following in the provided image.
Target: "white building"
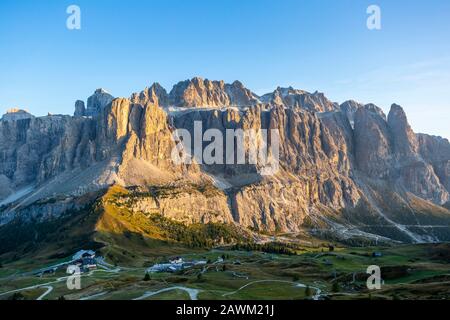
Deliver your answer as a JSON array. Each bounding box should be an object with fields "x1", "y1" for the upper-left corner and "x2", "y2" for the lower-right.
[{"x1": 169, "y1": 257, "x2": 184, "y2": 264}]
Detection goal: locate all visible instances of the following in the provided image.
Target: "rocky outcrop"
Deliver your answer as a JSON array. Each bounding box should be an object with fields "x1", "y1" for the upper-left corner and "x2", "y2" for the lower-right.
[
  {"x1": 74, "y1": 100, "x2": 86, "y2": 117},
  {"x1": 354, "y1": 103, "x2": 448, "y2": 204},
  {"x1": 172, "y1": 103, "x2": 361, "y2": 232},
  {"x1": 130, "y1": 83, "x2": 169, "y2": 107},
  {"x1": 417, "y1": 134, "x2": 450, "y2": 193},
  {"x1": 124, "y1": 184, "x2": 234, "y2": 225},
  {"x1": 260, "y1": 87, "x2": 338, "y2": 112},
  {"x1": 354, "y1": 104, "x2": 391, "y2": 178},
  {"x1": 0, "y1": 115, "x2": 75, "y2": 187},
  {"x1": 1, "y1": 109, "x2": 34, "y2": 121},
  {"x1": 86, "y1": 89, "x2": 114, "y2": 117},
  {"x1": 340, "y1": 100, "x2": 364, "y2": 126},
  {"x1": 169, "y1": 77, "x2": 259, "y2": 108},
  {"x1": 388, "y1": 104, "x2": 419, "y2": 157},
  {"x1": 388, "y1": 104, "x2": 448, "y2": 204}
]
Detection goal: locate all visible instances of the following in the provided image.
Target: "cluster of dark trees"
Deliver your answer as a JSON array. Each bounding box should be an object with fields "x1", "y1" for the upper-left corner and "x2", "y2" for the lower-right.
[
  {"x1": 231, "y1": 242, "x2": 298, "y2": 255},
  {"x1": 149, "y1": 214, "x2": 244, "y2": 248}
]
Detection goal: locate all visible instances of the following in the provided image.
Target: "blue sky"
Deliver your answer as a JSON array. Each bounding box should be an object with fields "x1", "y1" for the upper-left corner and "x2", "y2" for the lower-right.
[{"x1": 1, "y1": 0, "x2": 449, "y2": 138}]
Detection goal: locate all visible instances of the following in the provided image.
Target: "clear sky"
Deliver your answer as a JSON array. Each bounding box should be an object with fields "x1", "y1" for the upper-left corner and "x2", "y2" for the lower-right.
[{"x1": 1, "y1": 0, "x2": 449, "y2": 138}]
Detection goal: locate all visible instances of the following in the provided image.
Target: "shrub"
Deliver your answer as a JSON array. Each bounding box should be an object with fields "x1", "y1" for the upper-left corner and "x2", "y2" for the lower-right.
[
  {"x1": 332, "y1": 282, "x2": 340, "y2": 293},
  {"x1": 305, "y1": 285, "x2": 312, "y2": 297},
  {"x1": 9, "y1": 292, "x2": 25, "y2": 300}
]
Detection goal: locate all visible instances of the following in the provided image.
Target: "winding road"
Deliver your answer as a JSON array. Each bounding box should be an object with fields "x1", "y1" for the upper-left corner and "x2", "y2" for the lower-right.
[
  {"x1": 0, "y1": 266, "x2": 121, "y2": 300},
  {"x1": 36, "y1": 286, "x2": 53, "y2": 300},
  {"x1": 223, "y1": 279, "x2": 322, "y2": 300},
  {"x1": 133, "y1": 287, "x2": 200, "y2": 300},
  {"x1": 1, "y1": 256, "x2": 325, "y2": 301}
]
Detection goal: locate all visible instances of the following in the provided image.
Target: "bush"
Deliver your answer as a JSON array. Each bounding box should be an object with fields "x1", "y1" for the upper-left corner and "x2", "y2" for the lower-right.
[
  {"x1": 305, "y1": 285, "x2": 312, "y2": 297},
  {"x1": 231, "y1": 242, "x2": 298, "y2": 255},
  {"x1": 9, "y1": 292, "x2": 25, "y2": 300},
  {"x1": 143, "y1": 273, "x2": 151, "y2": 281},
  {"x1": 331, "y1": 282, "x2": 340, "y2": 293},
  {"x1": 167, "y1": 277, "x2": 189, "y2": 284},
  {"x1": 148, "y1": 214, "x2": 246, "y2": 248}
]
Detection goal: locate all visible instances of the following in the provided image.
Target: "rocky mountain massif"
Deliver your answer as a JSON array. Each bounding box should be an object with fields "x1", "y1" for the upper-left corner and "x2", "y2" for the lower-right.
[{"x1": 1, "y1": 77, "x2": 450, "y2": 249}]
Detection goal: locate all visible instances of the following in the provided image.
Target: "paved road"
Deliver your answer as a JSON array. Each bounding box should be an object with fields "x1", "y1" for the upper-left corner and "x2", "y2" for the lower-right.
[
  {"x1": 223, "y1": 279, "x2": 322, "y2": 300},
  {"x1": 79, "y1": 291, "x2": 108, "y2": 300},
  {"x1": 36, "y1": 286, "x2": 53, "y2": 300},
  {"x1": 2, "y1": 257, "x2": 326, "y2": 301},
  {"x1": 0, "y1": 266, "x2": 121, "y2": 299},
  {"x1": 133, "y1": 287, "x2": 201, "y2": 300}
]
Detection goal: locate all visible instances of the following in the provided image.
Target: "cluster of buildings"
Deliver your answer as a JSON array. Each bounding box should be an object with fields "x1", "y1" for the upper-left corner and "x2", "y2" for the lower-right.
[
  {"x1": 33, "y1": 250, "x2": 98, "y2": 277},
  {"x1": 70, "y1": 250, "x2": 97, "y2": 273},
  {"x1": 147, "y1": 257, "x2": 207, "y2": 274}
]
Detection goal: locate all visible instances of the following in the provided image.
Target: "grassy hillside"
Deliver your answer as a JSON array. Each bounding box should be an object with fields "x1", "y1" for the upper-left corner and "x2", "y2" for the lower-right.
[
  {"x1": 2, "y1": 243, "x2": 449, "y2": 300},
  {"x1": 0, "y1": 185, "x2": 251, "y2": 268}
]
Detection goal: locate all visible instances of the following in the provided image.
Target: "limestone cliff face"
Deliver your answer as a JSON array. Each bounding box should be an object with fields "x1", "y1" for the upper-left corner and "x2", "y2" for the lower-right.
[
  {"x1": 388, "y1": 104, "x2": 419, "y2": 157},
  {"x1": 354, "y1": 104, "x2": 391, "y2": 179},
  {"x1": 417, "y1": 134, "x2": 450, "y2": 193},
  {"x1": 1, "y1": 79, "x2": 450, "y2": 243},
  {"x1": 354, "y1": 103, "x2": 448, "y2": 204},
  {"x1": 388, "y1": 105, "x2": 448, "y2": 204},
  {"x1": 173, "y1": 103, "x2": 360, "y2": 231},
  {"x1": 123, "y1": 185, "x2": 234, "y2": 225},
  {"x1": 0, "y1": 115, "x2": 77, "y2": 187}
]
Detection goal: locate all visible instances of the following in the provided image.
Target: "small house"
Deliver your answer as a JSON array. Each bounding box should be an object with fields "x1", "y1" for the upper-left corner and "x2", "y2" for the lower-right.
[
  {"x1": 372, "y1": 252, "x2": 383, "y2": 258},
  {"x1": 169, "y1": 257, "x2": 184, "y2": 264}
]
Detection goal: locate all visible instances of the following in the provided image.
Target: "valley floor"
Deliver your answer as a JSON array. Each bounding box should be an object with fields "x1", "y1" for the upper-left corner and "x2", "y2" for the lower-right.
[{"x1": 0, "y1": 243, "x2": 449, "y2": 300}]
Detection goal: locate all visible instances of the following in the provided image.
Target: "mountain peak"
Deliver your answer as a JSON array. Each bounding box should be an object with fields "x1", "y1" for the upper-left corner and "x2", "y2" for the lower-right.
[
  {"x1": 1, "y1": 108, "x2": 34, "y2": 121},
  {"x1": 388, "y1": 103, "x2": 419, "y2": 156},
  {"x1": 74, "y1": 100, "x2": 86, "y2": 117},
  {"x1": 85, "y1": 89, "x2": 114, "y2": 117},
  {"x1": 340, "y1": 100, "x2": 365, "y2": 126},
  {"x1": 130, "y1": 83, "x2": 169, "y2": 106},
  {"x1": 94, "y1": 88, "x2": 110, "y2": 94},
  {"x1": 168, "y1": 77, "x2": 259, "y2": 108},
  {"x1": 260, "y1": 87, "x2": 336, "y2": 112}
]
